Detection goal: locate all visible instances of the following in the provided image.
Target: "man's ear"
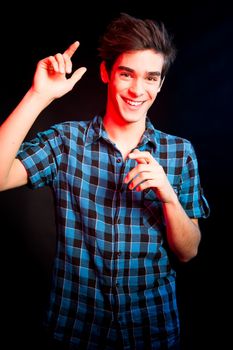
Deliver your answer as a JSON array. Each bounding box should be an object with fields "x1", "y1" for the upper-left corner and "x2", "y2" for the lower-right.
[
  {"x1": 100, "y1": 61, "x2": 109, "y2": 83},
  {"x1": 157, "y1": 76, "x2": 165, "y2": 92}
]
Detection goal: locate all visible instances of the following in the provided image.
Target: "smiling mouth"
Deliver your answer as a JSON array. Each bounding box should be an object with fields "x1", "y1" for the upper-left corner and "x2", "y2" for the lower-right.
[{"x1": 123, "y1": 98, "x2": 144, "y2": 106}]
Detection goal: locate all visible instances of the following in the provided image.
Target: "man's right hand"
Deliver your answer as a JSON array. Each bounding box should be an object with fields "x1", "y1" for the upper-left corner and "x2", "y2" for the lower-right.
[{"x1": 32, "y1": 41, "x2": 87, "y2": 101}]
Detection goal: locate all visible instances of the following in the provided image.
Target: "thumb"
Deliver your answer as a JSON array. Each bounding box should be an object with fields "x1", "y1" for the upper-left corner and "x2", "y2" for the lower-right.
[{"x1": 69, "y1": 67, "x2": 87, "y2": 88}]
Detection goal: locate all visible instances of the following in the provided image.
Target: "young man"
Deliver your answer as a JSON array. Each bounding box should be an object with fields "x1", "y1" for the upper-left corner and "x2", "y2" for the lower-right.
[{"x1": 0, "y1": 13, "x2": 209, "y2": 350}]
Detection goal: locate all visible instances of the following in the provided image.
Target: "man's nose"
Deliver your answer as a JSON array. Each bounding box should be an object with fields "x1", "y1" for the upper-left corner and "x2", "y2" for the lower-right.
[{"x1": 128, "y1": 79, "x2": 145, "y2": 96}]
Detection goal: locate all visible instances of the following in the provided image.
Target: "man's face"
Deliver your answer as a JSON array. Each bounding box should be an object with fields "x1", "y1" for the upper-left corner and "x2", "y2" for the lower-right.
[{"x1": 103, "y1": 49, "x2": 164, "y2": 125}]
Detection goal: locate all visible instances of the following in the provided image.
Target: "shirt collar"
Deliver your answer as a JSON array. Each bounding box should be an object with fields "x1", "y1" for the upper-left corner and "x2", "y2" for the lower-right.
[
  {"x1": 85, "y1": 115, "x2": 158, "y2": 149},
  {"x1": 85, "y1": 115, "x2": 106, "y2": 145},
  {"x1": 140, "y1": 117, "x2": 158, "y2": 149}
]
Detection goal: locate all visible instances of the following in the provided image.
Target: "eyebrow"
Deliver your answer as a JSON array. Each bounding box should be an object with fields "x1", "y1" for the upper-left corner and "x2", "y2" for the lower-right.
[{"x1": 118, "y1": 65, "x2": 161, "y2": 77}]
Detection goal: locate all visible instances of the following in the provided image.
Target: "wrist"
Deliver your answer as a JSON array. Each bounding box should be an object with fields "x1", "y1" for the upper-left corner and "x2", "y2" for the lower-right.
[{"x1": 28, "y1": 87, "x2": 55, "y2": 107}]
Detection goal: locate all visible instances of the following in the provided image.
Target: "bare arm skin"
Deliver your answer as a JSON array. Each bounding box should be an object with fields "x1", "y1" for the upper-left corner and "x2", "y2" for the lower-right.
[
  {"x1": 124, "y1": 149, "x2": 201, "y2": 262},
  {"x1": 0, "y1": 42, "x2": 86, "y2": 191}
]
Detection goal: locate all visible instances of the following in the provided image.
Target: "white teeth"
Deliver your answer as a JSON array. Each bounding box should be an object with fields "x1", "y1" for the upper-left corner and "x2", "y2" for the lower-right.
[{"x1": 126, "y1": 99, "x2": 143, "y2": 106}]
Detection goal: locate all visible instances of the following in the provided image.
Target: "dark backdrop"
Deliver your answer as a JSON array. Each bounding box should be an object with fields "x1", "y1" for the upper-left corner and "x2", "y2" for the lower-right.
[{"x1": 1, "y1": 1, "x2": 232, "y2": 349}]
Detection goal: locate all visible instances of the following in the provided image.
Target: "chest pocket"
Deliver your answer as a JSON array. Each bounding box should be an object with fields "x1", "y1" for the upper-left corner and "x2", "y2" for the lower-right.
[{"x1": 142, "y1": 184, "x2": 181, "y2": 230}]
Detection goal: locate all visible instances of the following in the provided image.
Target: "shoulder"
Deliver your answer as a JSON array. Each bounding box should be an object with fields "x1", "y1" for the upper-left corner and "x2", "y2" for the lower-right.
[
  {"x1": 51, "y1": 119, "x2": 91, "y2": 135},
  {"x1": 42, "y1": 119, "x2": 93, "y2": 145},
  {"x1": 154, "y1": 128, "x2": 194, "y2": 152},
  {"x1": 146, "y1": 118, "x2": 192, "y2": 149},
  {"x1": 156, "y1": 128, "x2": 187, "y2": 143}
]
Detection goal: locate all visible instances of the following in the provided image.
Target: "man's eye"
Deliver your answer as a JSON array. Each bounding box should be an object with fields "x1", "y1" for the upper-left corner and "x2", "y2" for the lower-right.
[
  {"x1": 120, "y1": 72, "x2": 131, "y2": 78},
  {"x1": 147, "y1": 76, "x2": 158, "y2": 82}
]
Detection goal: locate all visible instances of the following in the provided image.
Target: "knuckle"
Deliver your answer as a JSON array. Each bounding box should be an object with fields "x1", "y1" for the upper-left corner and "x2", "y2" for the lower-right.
[{"x1": 55, "y1": 53, "x2": 62, "y2": 59}]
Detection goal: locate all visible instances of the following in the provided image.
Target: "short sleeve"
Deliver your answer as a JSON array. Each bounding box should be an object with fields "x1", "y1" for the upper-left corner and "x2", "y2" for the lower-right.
[
  {"x1": 16, "y1": 126, "x2": 63, "y2": 189},
  {"x1": 179, "y1": 142, "x2": 210, "y2": 219}
]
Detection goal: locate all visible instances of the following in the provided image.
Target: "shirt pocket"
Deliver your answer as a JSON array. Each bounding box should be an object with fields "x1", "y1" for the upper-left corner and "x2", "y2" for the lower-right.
[
  {"x1": 142, "y1": 189, "x2": 164, "y2": 231},
  {"x1": 142, "y1": 184, "x2": 181, "y2": 230}
]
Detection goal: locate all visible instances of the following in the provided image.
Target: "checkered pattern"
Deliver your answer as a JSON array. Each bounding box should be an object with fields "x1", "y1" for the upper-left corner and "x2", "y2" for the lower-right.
[{"x1": 17, "y1": 116, "x2": 209, "y2": 349}]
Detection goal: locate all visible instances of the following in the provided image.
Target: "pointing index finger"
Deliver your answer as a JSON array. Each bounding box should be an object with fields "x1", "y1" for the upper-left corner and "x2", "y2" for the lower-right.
[
  {"x1": 64, "y1": 41, "x2": 80, "y2": 58},
  {"x1": 128, "y1": 149, "x2": 150, "y2": 164}
]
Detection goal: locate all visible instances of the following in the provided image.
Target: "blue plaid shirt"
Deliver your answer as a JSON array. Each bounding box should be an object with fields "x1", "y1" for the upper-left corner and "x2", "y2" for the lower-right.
[{"x1": 17, "y1": 115, "x2": 209, "y2": 349}]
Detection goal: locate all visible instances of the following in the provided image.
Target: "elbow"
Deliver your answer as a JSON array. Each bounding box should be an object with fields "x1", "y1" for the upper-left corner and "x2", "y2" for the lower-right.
[
  {"x1": 0, "y1": 177, "x2": 7, "y2": 191},
  {"x1": 177, "y1": 246, "x2": 199, "y2": 263},
  {"x1": 0, "y1": 183, "x2": 8, "y2": 192},
  {"x1": 0, "y1": 174, "x2": 13, "y2": 192},
  {"x1": 0, "y1": 169, "x2": 10, "y2": 191}
]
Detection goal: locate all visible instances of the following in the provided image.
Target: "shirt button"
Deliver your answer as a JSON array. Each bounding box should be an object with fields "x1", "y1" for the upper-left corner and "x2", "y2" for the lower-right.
[
  {"x1": 115, "y1": 282, "x2": 120, "y2": 288},
  {"x1": 116, "y1": 251, "x2": 121, "y2": 257},
  {"x1": 114, "y1": 218, "x2": 121, "y2": 224},
  {"x1": 116, "y1": 158, "x2": 121, "y2": 163}
]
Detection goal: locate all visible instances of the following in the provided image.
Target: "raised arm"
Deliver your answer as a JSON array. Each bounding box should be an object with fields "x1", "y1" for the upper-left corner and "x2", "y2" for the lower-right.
[{"x1": 0, "y1": 42, "x2": 86, "y2": 191}]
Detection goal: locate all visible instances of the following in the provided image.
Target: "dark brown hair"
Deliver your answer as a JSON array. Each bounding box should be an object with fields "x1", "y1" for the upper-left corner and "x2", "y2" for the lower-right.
[{"x1": 98, "y1": 13, "x2": 176, "y2": 79}]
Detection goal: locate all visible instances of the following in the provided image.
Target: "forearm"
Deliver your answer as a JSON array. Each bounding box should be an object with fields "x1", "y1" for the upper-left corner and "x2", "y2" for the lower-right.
[
  {"x1": 125, "y1": 149, "x2": 202, "y2": 262},
  {"x1": 162, "y1": 195, "x2": 201, "y2": 262},
  {"x1": 0, "y1": 88, "x2": 51, "y2": 188}
]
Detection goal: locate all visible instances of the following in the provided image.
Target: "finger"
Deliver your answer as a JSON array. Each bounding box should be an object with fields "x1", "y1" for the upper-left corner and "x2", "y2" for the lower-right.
[
  {"x1": 64, "y1": 41, "x2": 80, "y2": 58},
  {"x1": 124, "y1": 164, "x2": 150, "y2": 184},
  {"x1": 68, "y1": 67, "x2": 87, "y2": 88},
  {"x1": 128, "y1": 149, "x2": 155, "y2": 164},
  {"x1": 54, "y1": 53, "x2": 65, "y2": 74},
  {"x1": 46, "y1": 56, "x2": 59, "y2": 73},
  {"x1": 129, "y1": 149, "x2": 147, "y2": 164},
  {"x1": 128, "y1": 172, "x2": 154, "y2": 190},
  {"x1": 134, "y1": 179, "x2": 156, "y2": 192},
  {"x1": 63, "y1": 52, "x2": 72, "y2": 74}
]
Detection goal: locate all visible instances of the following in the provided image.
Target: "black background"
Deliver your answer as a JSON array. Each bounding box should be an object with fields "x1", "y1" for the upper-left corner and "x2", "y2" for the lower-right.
[{"x1": 1, "y1": 1, "x2": 232, "y2": 349}]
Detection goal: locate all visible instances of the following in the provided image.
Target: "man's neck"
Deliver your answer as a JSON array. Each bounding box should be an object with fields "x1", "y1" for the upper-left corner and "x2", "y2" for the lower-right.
[{"x1": 103, "y1": 116, "x2": 146, "y2": 160}]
